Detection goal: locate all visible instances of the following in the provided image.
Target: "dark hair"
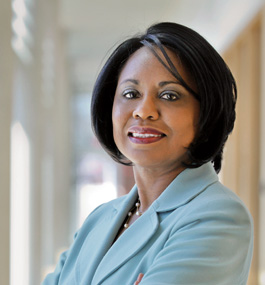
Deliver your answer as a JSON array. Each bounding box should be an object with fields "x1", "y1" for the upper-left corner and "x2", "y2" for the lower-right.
[{"x1": 91, "y1": 22, "x2": 237, "y2": 173}]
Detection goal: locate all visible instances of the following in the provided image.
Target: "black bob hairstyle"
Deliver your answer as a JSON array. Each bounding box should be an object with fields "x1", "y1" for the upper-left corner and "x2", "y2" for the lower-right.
[{"x1": 91, "y1": 22, "x2": 237, "y2": 173}]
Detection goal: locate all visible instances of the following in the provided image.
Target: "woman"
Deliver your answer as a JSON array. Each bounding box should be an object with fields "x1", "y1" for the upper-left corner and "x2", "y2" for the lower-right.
[{"x1": 43, "y1": 22, "x2": 253, "y2": 284}]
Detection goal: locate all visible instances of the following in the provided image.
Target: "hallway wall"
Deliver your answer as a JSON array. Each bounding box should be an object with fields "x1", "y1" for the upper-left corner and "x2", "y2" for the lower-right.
[
  {"x1": 222, "y1": 7, "x2": 265, "y2": 284},
  {"x1": 0, "y1": 2, "x2": 13, "y2": 284}
]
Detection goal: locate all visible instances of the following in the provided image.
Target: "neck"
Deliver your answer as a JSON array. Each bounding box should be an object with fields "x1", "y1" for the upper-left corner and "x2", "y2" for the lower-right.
[{"x1": 132, "y1": 165, "x2": 185, "y2": 212}]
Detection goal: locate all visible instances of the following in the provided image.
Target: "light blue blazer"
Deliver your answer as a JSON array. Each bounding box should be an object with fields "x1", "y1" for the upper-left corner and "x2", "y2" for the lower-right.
[{"x1": 43, "y1": 163, "x2": 253, "y2": 285}]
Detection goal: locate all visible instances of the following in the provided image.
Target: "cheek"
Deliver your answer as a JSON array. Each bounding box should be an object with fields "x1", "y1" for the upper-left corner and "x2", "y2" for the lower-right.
[
  {"x1": 191, "y1": 106, "x2": 200, "y2": 139},
  {"x1": 171, "y1": 111, "x2": 199, "y2": 146},
  {"x1": 112, "y1": 97, "x2": 125, "y2": 121},
  {"x1": 112, "y1": 110, "x2": 120, "y2": 142},
  {"x1": 112, "y1": 101, "x2": 127, "y2": 143},
  {"x1": 182, "y1": 101, "x2": 200, "y2": 141},
  {"x1": 112, "y1": 98, "x2": 132, "y2": 126},
  {"x1": 112, "y1": 99, "x2": 118, "y2": 121},
  {"x1": 112, "y1": 100, "x2": 120, "y2": 128}
]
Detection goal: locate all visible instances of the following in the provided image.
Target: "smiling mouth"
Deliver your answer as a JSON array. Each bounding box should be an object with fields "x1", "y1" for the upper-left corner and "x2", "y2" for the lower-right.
[
  {"x1": 128, "y1": 131, "x2": 166, "y2": 144},
  {"x1": 130, "y1": 132, "x2": 163, "y2": 138}
]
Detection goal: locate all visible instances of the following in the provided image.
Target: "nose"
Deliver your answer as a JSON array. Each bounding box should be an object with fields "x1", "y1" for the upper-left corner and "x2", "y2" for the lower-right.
[{"x1": 132, "y1": 96, "x2": 159, "y2": 120}]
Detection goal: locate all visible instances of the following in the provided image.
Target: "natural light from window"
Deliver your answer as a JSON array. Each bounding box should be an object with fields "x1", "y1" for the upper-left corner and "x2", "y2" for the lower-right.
[{"x1": 10, "y1": 122, "x2": 31, "y2": 285}]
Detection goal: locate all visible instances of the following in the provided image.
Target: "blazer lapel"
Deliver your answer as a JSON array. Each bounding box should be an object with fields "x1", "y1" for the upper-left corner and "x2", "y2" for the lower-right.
[
  {"x1": 91, "y1": 162, "x2": 218, "y2": 284},
  {"x1": 92, "y1": 206, "x2": 159, "y2": 285},
  {"x1": 77, "y1": 186, "x2": 138, "y2": 284}
]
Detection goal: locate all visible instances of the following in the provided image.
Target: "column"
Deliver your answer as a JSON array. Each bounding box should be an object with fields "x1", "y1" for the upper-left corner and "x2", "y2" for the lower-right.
[{"x1": 0, "y1": 1, "x2": 13, "y2": 284}]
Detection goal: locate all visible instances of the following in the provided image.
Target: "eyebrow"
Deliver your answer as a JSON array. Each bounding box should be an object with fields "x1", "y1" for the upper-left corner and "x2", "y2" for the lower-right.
[
  {"x1": 120, "y1": 79, "x2": 139, "y2": 85},
  {"x1": 119, "y1": 79, "x2": 181, "y2": 87},
  {"x1": 159, "y1": 81, "x2": 181, "y2": 87}
]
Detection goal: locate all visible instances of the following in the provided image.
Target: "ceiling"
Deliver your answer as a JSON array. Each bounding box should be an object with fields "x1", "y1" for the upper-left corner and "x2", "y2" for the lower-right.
[
  {"x1": 58, "y1": 0, "x2": 264, "y2": 93},
  {"x1": 58, "y1": 0, "x2": 186, "y2": 93}
]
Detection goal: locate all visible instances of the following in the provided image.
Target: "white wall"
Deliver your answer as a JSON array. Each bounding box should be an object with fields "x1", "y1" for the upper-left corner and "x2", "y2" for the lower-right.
[
  {"x1": 166, "y1": 0, "x2": 265, "y2": 51},
  {"x1": 6, "y1": 1, "x2": 72, "y2": 284}
]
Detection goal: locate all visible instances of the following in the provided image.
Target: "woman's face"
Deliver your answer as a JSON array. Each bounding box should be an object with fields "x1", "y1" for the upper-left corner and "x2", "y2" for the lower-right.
[{"x1": 112, "y1": 46, "x2": 200, "y2": 172}]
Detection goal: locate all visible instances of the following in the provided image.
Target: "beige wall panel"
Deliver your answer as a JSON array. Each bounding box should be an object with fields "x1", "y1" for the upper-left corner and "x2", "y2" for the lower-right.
[
  {"x1": 222, "y1": 46, "x2": 240, "y2": 195},
  {"x1": 223, "y1": 17, "x2": 262, "y2": 285}
]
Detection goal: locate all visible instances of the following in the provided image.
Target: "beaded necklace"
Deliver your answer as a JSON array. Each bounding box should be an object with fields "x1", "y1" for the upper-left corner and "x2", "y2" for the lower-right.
[{"x1": 124, "y1": 198, "x2": 143, "y2": 228}]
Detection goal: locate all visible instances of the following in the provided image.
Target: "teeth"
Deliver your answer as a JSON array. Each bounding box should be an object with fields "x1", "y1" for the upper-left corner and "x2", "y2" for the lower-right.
[{"x1": 131, "y1": 133, "x2": 162, "y2": 138}]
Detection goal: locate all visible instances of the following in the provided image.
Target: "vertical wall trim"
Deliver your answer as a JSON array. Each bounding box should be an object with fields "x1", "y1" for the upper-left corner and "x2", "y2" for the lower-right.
[
  {"x1": 0, "y1": 1, "x2": 13, "y2": 284},
  {"x1": 259, "y1": 5, "x2": 265, "y2": 284}
]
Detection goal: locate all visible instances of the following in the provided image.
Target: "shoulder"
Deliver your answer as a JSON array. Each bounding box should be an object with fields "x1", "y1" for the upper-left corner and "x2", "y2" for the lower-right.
[
  {"x1": 156, "y1": 163, "x2": 253, "y2": 230},
  {"x1": 191, "y1": 181, "x2": 252, "y2": 223},
  {"x1": 174, "y1": 180, "x2": 253, "y2": 248}
]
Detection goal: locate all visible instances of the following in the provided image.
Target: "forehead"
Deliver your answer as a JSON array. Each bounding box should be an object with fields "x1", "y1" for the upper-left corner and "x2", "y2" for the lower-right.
[{"x1": 117, "y1": 46, "x2": 192, "y2": 85}]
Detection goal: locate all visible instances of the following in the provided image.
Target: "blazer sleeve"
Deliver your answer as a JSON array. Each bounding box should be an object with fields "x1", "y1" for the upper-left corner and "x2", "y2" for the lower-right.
[
  {"x1": 140, "y1": 196, "x2": 253, "y2": 285},
  {"x1": 42, "y1": 235, "x2": 76, "y2": 285},
  {"x1": 42, "y1": 204, "x2": 104, "y2": 285}
]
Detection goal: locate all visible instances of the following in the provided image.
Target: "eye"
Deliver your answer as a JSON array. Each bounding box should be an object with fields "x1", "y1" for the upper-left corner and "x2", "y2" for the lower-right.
[
  {"x1": 122, "y1": 89, "x2": 140, "y2": 99},
  {"x1": 160, "y1": 91, "x2": 180, "y2": 101}
]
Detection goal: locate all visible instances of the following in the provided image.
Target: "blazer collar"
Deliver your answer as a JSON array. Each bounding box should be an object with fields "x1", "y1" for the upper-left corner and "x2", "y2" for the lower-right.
[
  {"x1": 114, "y1": 162, "x2": 219, "y2": 214},
  {"x1": 113, "y1": 184, "x2": 139, "y2": 212},
  {"x1": 92, "y1": 162, "x2": 218, "y2": 284},
  {"x1": 152, "y1": 162, "x2": 219, "y2": 212}
]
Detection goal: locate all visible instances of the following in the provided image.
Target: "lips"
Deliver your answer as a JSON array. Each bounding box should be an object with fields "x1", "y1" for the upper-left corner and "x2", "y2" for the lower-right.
[
  {"x1": 131, "y1": 133, "x2": 162, "y2": 138},
  {"x1": 128, "y1": 127, "x2": 166, "y2": 144}
]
